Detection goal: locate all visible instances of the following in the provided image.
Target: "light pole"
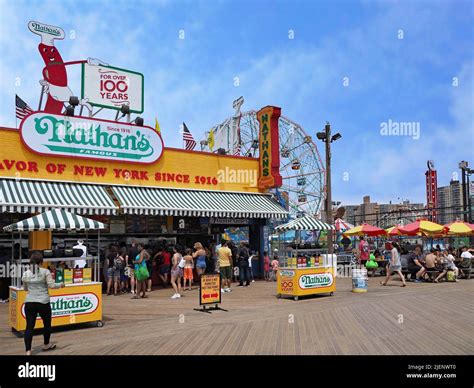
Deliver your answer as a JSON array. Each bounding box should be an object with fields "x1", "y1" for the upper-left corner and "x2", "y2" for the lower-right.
[
  {"x1": 317, "y1": 123, "x2": 342, "y2": 255},
  {"x1": 459, "y1": 161, "x2": 470, "y2": 222}
]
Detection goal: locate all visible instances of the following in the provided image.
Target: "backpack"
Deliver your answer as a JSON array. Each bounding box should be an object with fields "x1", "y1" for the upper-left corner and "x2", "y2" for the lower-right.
[{"x1": 446, "y1": 271, "x2": 456, "y2": 282}]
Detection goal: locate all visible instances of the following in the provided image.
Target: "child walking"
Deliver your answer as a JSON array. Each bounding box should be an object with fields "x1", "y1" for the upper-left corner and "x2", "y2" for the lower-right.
[{"x1": 183, "y1": 248, "x2": 194, "y2": 291}]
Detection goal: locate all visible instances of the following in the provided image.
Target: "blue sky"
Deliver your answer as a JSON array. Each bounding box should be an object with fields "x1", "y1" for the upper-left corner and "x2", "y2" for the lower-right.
[{"x1": 0, "y1": 0, "x2": 472, "y2": 206}]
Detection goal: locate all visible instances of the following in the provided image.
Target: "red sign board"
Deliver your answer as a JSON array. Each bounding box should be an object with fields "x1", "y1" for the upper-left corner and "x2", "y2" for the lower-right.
[{"x1": 257, "y1": 106, "x2": 282, "y2": 189}]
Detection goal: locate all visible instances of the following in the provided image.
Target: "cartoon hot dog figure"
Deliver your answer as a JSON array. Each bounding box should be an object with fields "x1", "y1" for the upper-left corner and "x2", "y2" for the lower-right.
[{"x1": 28, "y1": 21, "x2": 107, "y2": 115}]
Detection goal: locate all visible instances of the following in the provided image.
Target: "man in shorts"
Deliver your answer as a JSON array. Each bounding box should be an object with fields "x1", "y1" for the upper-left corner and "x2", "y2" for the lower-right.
[{"x1": 218, "y1": 240, "x2": 233, "y2": 293}]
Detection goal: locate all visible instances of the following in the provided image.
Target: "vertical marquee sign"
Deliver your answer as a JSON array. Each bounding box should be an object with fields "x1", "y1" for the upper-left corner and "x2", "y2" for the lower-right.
[{"x1": 257, "y1": 106, "x2": 282, "y2": 189}]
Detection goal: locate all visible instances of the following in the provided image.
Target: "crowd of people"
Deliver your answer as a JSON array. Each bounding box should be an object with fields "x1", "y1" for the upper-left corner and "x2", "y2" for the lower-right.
[
  {"x1": 354, "y1": 237, "x2": 473, "y2": 286},
  {"x1": 103, "y1": 239, "x2": 262, "y2": 299}
]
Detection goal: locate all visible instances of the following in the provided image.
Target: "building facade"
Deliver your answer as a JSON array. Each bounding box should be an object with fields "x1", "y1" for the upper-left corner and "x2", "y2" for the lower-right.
[
  {"x1": 342, "y1": 196, "x2": 425, "y2": 227},
  {"x1": 437, "y1": 180, "x2": 465, "y2": 224}
]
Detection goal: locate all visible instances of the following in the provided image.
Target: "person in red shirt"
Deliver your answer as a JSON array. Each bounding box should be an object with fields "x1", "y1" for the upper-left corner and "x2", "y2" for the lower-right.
[
  {"x1": 263, "y1": 251, "x2": 271, "y2": 281},
  {"x1": 155, "y1": 247, "x2": 171, "y2": 288},
  {"x1": 359, "y1": 237, "x2": 370, "y2": 266}
]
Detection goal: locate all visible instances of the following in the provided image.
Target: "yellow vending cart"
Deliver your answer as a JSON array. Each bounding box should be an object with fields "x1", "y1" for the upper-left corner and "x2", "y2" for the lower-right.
[
  {"x1": 4, "y1": 209, "x2": 105, "y2": 336},
  {"x1": 274, "y1": 215, "x2": 337, "y2": 301},
  {"x1": 277, "y1": 253, "x2": 336, "y2": 300}
]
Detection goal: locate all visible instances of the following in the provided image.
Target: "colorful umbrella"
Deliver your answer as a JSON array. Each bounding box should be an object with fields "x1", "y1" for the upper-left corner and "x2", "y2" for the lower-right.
[
  {"x1": 343, "y1": 223, "x2": 387, "y2": 237},
  {"x1": 443, "y1": 221, "x2": 474, "y2": 236},
  {"x1": 385, "y1": 225, "x2": 403, "y2": 236},
  {"x1": 397, "y1": 219, "x2": 446, "y2": 236},
  {"x1": 334, "y1": 218, "x2": 354, "y2": 232}
]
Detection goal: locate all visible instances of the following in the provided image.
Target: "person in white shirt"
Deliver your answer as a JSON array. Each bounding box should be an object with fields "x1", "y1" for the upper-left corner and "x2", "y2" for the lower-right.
[
  {"x1": 72, "y1": 239, "x2": 87, "y2": 268},
  {"x1": 248, "y1": 251, "x2": 257, "y2": 283},
  {"x1": 458, "y1": 246, "x2": 473, "y2": 278}
]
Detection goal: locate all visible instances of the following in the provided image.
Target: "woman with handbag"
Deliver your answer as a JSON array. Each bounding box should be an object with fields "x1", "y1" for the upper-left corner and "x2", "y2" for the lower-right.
[{"x1": 132, "y1": 243, "x2": 150, "y2": 299}]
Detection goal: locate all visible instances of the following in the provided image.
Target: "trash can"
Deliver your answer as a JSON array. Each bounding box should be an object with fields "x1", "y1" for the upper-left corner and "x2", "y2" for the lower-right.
[{"x1": 352, "y1": 268, "x2": 368, "y2": 293}]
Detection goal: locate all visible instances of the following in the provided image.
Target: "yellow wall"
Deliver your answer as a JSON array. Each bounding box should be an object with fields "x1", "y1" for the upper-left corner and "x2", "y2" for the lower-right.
[{"x1": 0, "y1": 127, "x2": 261, "y2": 193}]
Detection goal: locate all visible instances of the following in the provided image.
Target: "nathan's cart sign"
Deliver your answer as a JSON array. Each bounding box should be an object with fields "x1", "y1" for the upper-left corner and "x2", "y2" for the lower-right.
[
  {"x1": 9, "y1": 283, "x2": 103, "y2": 331},
  {"x1": 277, "y1": 267, "x2": 336, "y2": 300},
  {"x1": 81, "y1": 63, "x2": 144, "y2": 113},
  {"x1": 257, "y1": 106, "x2": 282, "y2": 189},
  {"x1": 20, "y1": 112, "x2": 163, "y2": 164}
]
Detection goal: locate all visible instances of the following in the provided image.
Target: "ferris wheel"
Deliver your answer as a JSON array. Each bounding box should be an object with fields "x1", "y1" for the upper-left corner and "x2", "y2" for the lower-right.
[{"x1": 201, "y1": 98, "x2": 326, "y2": 216}]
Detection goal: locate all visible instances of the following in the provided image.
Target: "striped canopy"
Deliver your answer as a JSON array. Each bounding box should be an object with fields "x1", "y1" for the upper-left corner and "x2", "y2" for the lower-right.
[
  {"x1": 275, "y1": 215, "x2": 335, "y2": 231},
  {"x1": 397, "y1": 219, "x2": 446, "y2": 236},
  {"x1": 0, "y1": 179, "x2": 117, "y2": 215},
  {"x1": 385, "y1": 224, "x2": 403, "y2": 236},
  {"x1": 443, "y1": 221, "x2": 474, "y2": 236},
  {"x1": 112, "y1": 186, "x2": 288, "y2": 218},
  {"x1": 3, "y1": 209, "x2": 106, "y2": 232},
  {"x1": 343, "y1": 223, "x2": 386, "y2": 237}
]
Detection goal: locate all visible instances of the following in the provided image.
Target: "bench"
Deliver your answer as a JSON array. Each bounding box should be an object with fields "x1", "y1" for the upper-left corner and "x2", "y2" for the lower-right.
[
  {"x1": 423, "y1": 268, "x2": 440, "y2": 282},
  {"x1": 458, "y1": 259, "x2": 474, "y2": 279}
]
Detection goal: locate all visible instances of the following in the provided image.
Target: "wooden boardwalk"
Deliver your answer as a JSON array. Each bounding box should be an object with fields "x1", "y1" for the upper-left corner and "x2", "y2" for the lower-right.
[{"x1": 0, "y1": 277, "x2": 473, "y2": 355}]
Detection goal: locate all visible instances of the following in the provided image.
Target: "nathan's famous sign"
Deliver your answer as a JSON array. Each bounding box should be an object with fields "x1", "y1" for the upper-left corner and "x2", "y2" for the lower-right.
[
  {"x1": 20, "y1": 113, "x2": 163, "y2": 164},
  {"x1": 257, "y1": 106, "x2": 282, "y2": 189}
]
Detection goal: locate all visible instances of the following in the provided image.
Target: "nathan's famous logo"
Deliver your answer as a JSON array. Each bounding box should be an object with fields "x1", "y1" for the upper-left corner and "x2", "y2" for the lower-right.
[
  {"x1": 22, "y1": 293, "x2": 99, "y2": 319},
  {"x1": 298, "y1": 273, "x2": 333, "y2": 289},
  {"x1": 20, "y1": 112, "x2": 163, "y2": 164},
  {"x1": 29, "y1": 22, "x2": 62, "y2": 37}
]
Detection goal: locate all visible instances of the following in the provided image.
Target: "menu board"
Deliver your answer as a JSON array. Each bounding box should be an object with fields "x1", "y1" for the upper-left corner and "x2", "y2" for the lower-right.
[
  {"x1": 126, "y1": 215, "x2": 147, "y2": 234},
  {"x1": 109, "y1": 216, "x2": 126, "y2": 234},
  {"x1": 173, "y1": 217, "x2": 207, "y2": 234},
  {"x1": 148, "y1": 216, "x2": 168, "y2": 234}
]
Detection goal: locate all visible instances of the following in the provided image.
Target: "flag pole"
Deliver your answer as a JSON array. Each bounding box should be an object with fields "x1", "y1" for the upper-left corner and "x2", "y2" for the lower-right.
[{"x1": 38, "y1": 85, "x2": 45, "y2": 111}]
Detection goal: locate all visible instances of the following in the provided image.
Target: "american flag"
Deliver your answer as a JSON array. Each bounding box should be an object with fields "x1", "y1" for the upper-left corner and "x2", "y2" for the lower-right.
[
  {"x1": 16, "y1": 95, "x2": 34, "y2": 121},
  {"x1": 182, "y1": 122, "x2": 196, "y2": 150}
]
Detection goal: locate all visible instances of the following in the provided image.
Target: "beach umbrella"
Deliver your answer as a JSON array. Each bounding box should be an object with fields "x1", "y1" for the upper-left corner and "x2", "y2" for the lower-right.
[
  {"x1": 385, "y1": 225, "x2": 403, "y2": 236},
  {"x1": 334, "y1": 218, "x2": 354, "y2": 232},
  {"x1": 443, "y1": 221, "x2": 474, "y2": 236},
  {"x1": 343, "y1": 223, "x2": 387, "y2": 237},
  {"x1": 397, "y1": 219, "x2": 446, "y2": 236}
]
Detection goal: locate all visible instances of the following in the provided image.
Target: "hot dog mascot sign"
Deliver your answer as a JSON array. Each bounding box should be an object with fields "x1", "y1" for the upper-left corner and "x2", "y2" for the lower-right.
[
  {"x1": 28, "y1": 21, "x2": 105, "y2": 114},
  {"x1": 22, "y1": 21, "x2": 162, "y2": 164}
]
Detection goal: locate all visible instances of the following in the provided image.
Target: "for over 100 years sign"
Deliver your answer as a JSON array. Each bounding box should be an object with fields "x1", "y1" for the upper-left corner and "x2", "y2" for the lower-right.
[{"x1": 81, "y1": 63, "x2": 144, "y2": 113}]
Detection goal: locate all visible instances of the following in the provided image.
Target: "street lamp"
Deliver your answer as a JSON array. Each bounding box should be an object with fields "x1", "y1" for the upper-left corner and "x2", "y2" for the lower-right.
[
  {"x1": 459, "y1": 161, "x2": 471, "y2": 222},
  {"x1": 316, "y1": 122, "x2": 342, "y2": 255}
]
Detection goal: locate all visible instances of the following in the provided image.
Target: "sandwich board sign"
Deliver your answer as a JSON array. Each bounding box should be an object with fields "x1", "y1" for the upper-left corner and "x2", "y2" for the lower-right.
[
  {"x1": 195, "y1": 274, "x2": 226, "y2": 313},
  {"x1": 81, "y1": 63, "x2": 144, "y2": 113}
]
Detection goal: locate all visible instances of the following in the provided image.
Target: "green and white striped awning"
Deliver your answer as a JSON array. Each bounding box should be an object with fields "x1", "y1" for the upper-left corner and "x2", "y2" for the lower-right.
[
  {"x1": 275, "y1": 215, "x2": 335, "y2": 231},
  {"x1": 112, "y1": 186, "x2": 288, "y2": 219},
  {"x1": 0, "y1": 179, "x2": 117, "y2": 215},
  {"x1": 3, "y1": 209, "x2": 106, "y2": 232}
]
